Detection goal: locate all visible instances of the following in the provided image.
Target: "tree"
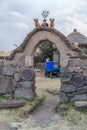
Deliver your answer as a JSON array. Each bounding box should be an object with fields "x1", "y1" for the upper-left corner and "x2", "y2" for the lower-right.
[{"x1": 38, "y1": 40, "x2": 54, "y2": 62}]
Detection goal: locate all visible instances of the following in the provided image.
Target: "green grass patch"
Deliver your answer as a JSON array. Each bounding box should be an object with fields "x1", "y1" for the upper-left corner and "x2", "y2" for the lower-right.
[
  {"x1": 75, "y1": 106, "x2": 87, "y2": 113},
  {"x1": 9, "y1": 95, "x2": 45, "y2": 116},
  {"x1": 0, "y1": 95, "x2": 45, "y2": 122},
  {"x1": 46, "y1": 88, "x2": 59, "y2": 95},
  {"x1": 53, "y1": 102, "x2": 87, "y2": 126}
]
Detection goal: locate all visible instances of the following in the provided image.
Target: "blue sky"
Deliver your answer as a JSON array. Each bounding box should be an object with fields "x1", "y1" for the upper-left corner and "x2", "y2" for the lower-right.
[{"x1": 0, "y1": 0, "x2": 87, "y2": 51}]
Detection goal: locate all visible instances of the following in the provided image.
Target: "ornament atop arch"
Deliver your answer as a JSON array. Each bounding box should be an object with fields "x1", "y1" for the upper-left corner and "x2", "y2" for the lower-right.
[{"x1": 33, "y1": 10, "x2": 55, "y2": 28}]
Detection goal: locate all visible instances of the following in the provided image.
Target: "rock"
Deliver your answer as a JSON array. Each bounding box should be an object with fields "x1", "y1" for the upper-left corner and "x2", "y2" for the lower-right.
[
  {"x1": 60, "y1": 84, "x2": 76, "y2": 93},
  {"x1": 69, "y1": 58, "x2": 82, "y2": 67},
  {"x1": 18, "y1": 81, "x2": 35, "y2": 88},
  {"x1": 83, "y1": 70, "x2": 87, "y2": 76},
  {"x1": 0, "y1": 60, "x2": 3, "y2": 67},
  {"x1": 0, "y1": 76, "x2": 14, "y2": 94},
  {"x1": 82, "y1": 60, "x2": 87, "y2": 69},
  {"x1": 59, "y1": 92, "x2": 69, "y2": 102},
  {"x1": 60, "y1": 72, "x2": 72, "y2": 83},
  {"x1": 77, "y1": 86, "x2": 87, "y2": 94},
  {"x1": 70, "y1": 94, "x2": 87, "y2": 102},
  {"x1": 12, "y1": 79, "x2": 17, "y2": 88},
  {"x1": 14, "y1": 73, "x2": 20, "y2": 82},
  {"x1": 19, "y1": 68, "x2": 35, "y2": 81},
  {"x1": 2, "y1": 66, "x2": 14, "y2": 76},
  {"x1": 68, "y1": 67, "x2": 83, "y2": 73},
  {"x1": 86, "y1": 81, "x2": 87, "y2": 85},
  {"x1": 60, "y1": 67, "x2": 70, "y2": 73},
  {"x1": 0, "y1": 69, "x2": 2, "y2": 75},
  {"x1": 75, "y1": 101, "x2": 87, "y2": 107},
  {"x1": 72, "y1": 74, "x2": 85, "y2": 88},
  {"x1": 14, "y1": 88, "x2": 35, "y2": 99},
  {"x1": 0, "y1": 100, "x2": 26, "y2": 108},
  {"x1": 66, "y1": 92, "x2": 76, "y2": 97},
  {"x1": 3, "y1": 93, "x2": 14, "y2": 98}
]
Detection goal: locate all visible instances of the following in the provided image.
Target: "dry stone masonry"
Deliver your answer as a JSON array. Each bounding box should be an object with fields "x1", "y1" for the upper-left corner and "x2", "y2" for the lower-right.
[
  {"x1": 0, "y1": 27, "x2": 87, "y2": 102},
  {"x1": 60, "y1": 57, "x2": 87, "y2": 102},
  {"x1": 0, "y1": 60, "x2": 36, "y2": 99}
]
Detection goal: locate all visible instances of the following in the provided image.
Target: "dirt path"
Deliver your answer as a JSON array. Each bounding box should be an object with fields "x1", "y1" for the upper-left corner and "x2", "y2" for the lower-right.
[{"x1": 30, "y1": 93, "x2": 59, "y2": 128}]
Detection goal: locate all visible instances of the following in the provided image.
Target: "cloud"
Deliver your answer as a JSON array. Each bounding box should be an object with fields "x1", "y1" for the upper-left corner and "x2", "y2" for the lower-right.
[{"x1": 0, "y1": 0, "x2": 87, "y2": 51}]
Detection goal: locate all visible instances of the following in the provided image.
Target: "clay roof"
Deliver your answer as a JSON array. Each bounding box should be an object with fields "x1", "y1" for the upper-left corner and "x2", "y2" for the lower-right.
[{"x1": 67, "y1": 29, "x2": 87, "y2": 45}]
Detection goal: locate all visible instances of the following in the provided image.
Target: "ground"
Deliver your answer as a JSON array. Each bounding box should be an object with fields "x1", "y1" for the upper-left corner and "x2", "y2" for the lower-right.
[{"x1": 0, "y1": 74, "x2": 87, "y2": 130}]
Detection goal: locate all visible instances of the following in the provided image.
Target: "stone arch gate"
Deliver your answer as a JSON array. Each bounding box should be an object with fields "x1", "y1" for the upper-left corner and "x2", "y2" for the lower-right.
[{"x1": 1, "y1": 27, "x2": 87, "y2": 102}]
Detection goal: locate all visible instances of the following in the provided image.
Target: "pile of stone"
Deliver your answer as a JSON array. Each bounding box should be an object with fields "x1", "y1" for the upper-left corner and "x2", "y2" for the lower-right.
[
  {"x1": 60, "y1": 57, "x2": 87, "y2": 102},
  {"x1": 14, "y1": 67, "x2": 36, "y2": 99},
  {"x1": 0, "y1": 61, "x2": 36, "y2": 100}
]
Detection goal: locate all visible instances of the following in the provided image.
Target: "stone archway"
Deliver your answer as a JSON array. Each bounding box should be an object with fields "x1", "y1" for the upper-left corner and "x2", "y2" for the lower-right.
[
  {"x1": 1, "y1": 27, "x2": 87, "y2": 102},
  {"x1": 7, "y1": 27, "x2": 75, "y2": 67}
]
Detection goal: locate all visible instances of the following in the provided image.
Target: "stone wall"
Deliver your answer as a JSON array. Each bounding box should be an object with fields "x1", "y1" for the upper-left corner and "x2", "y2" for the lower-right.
[
  {"x1": 60, "y1": 57, "x2": 87, "y2": 102},
  {"x1": 0, "y1": 60, "x2": 36, "y2": 99},
  {"x1": 1, "y1": 27, "x2": 87, "y2": 102}
]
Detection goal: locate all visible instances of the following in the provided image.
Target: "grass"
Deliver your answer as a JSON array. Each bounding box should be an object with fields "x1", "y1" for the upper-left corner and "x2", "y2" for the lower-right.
[
  {"x1": 0, "y1": 95, "x2": 45, "y2": 123},
  {"x1": 46, "y1": 88, "x2": 60, "y2": 95},
  {"x1": 35, "y1": 76, "x2": 60, "y2": 96},
  {"x1": 53, "y1": 102, "x2": 87, "y2": 128}
]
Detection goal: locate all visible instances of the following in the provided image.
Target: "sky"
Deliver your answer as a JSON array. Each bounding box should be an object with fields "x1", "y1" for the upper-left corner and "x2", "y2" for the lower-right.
[{"x1": 0, "y1": 0, "x2": 87, "y2": 51}]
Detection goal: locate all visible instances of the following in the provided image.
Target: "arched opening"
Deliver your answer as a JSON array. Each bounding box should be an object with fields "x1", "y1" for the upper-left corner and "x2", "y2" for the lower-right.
[
  {"x1": 31, "y1": 39, "x2": 61, "y2": 96},
  {"x1": 32, "y1": 40, "x2": 60, "y2": 72}
]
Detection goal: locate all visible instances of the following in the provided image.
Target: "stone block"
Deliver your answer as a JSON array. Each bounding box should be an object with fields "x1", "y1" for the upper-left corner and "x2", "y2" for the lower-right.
[
  {"x1": 75, "y1": 101, "x2": 87, "y2": 107},
  {"x1": 19, "y1": 68, "x2": 35, "y2": 81},
  {"x1": 12, "y1": 79, "x2": 17, "y2": 88},
  {"x1": 69, "y1": 58, "x2": 82, "y2": 67},
  {"x1": 83, "y1": 70, "x2": 87, "y2": 76},
  {"x1": 59, "y1": 92, "x2": 69, "y2": 102},
  {"x1": 60, "y1": 67, "x2": 70, "y2": 73},
  {"x1": 0, "y1": 76, "x2": 14, "y2": 94},
  {"x1": 66, "y1": 92, "x2": 75, "y2": 97},
  {"x1": 77, "y1": 86, "x2": 87, "y2": 94},
  {"x1": 72, "y1": 74, "x2": 85, "y2": 88},
  {"x1": 68, "y1": 67, "x2": 83, "y2": 73},
  {"x1": 25, "y1": 55, "x2": 33, "y2": 67},
  {"x1": 82, "y1": 60, "x2": 87, "y2": 69},
  {"x1": 0, "y1": 69, "x2": 2, "y2": 75},
  {"x1": 18, "y1": 81, "x2": 35, "y2": 88},
  {"x1": 60, "y1": 84, "x2": 76, "y2": 93},
  {"x1": 0, "y1": 60, "x2": 3, "y2": 67},
  {"x1": 2, "y1": 66, "x2": 15, "y2": 76},
  {"x1": 14, "y1": 88, "x2": 35, "y2": 99},
  {"x1": 14, "y1": 73, "x2": 20, "y2": 82},
  {"x1": 70, "y1": 94, "x2": 87, "y2": 102},
  {"x1": 60, "y1": 72, "x2": 72, "y2": 83}
]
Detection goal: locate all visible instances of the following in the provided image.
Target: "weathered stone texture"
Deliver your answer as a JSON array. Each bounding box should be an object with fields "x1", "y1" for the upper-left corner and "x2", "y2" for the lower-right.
[
  {"x1": 60, "y1": 92, "x2": 69, "y2": 102},
  {"x1": 72, "y1": 74, "x2": 85, "y2": 88},
  {"x1": 0, "y1": 28, "x2": 87, "y2": 102},
  {"x1": 69, "y1": 58, "x2": 82, "y2": 67},
  {"x1": 14, "y1": 73, "x2": 20, "y2": 82},
  {"x1": 60, "y1": 72, "x2": 72, "y2": 83},
  {"x1": 70, "y1": 94, "x2": 87, "y2": 102},
  {"x1": 19, "y1": 68, "x2": 35, "y2": 81},
  {"x1": 0, "y1": 76, "x2": 14, "y2": 94},
  {"x1": 18, "y1": 81, "x2": 34, "y2": 88},
  {"x1": 2, "y1": 66, "x2": 14, "y2": 76},
  {"x1": 82, "y1": 60, "x2": 87, "y2": 69},
  {"x1": 60, "y1": 84, "x2": 76, "y2": 93},
  {"x1": 14, "y1": 88, "x2": 35, "y2": 99}
]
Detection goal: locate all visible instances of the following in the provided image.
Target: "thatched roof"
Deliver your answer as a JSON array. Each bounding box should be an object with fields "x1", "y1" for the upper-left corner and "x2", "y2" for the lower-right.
[{"x1": 67, "y1": 29, "x2": 87, "y2": 45}]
